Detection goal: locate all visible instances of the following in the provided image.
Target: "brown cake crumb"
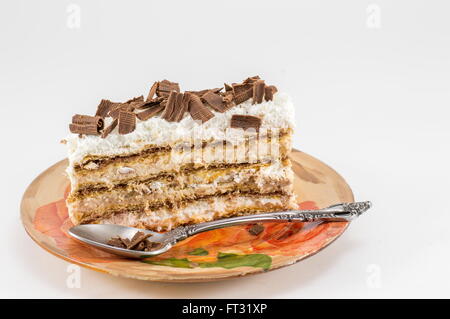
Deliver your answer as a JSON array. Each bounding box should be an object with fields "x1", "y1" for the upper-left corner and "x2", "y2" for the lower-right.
[{"x1": 248, "y1": 223, "x2": 265, "y2": 236}]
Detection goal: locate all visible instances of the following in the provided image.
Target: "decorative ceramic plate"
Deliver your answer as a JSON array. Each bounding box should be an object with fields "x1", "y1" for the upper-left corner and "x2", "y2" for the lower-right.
[{"x1": 21, "y1": 149, "x2": 354, "y2": 282}]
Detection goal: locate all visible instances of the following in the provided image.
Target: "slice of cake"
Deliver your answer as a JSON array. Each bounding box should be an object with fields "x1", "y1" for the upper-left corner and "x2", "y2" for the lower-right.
[{"x1": 63, "y1": 76, "x2": 296, "y2": 231}]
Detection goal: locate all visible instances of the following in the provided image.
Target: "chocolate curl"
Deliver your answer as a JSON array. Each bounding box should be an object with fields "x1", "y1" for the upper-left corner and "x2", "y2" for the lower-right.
[
  {"x1": 72, "y1": 114, "x2": 104, "y2": 130},
  {"x1": 156, "y1": 80, "x2": 180, "y2": 97},
  {"x1": 136, "y1": 104, "x2": 165, "y2": 121},
  {"x1": 161, "y1": 91, "x2": 178, "y2": 121},
  {"x1": 146, "y1": 82, "x2": 159, "y2": 101},
  {"x1": 101, "y1": 118, "x2": 118, "y2": 138},
  {"x1": 170, "y1": 93, "x2": 190, "y2": 122},
  {"x1": 202, "y1": 91, "x2": 226, "y2": 112},
  {"x1": 69, "y1": 124, "x2": 100, "y2": 135},
  {"x1": 125, "y1": 95, "x2": 144, "y2": 104},
  {"x1": 188, "y1": 93, "x2": 214, "y2": 123},
  {"x1": 252, "y1": 80, "x2": 265, "y2": 104},
  {"x1": 118, "y1": 111, "x2": 136, "y2": 135},
  {"x1": 95, "y1": 99, "x2": 113, "y2": 118},
  {"x1": 233, "y1": 88, "x2": 253, "y2": 104},
  {"x1": 264, "y1": 85, "x2": 278, "y2": 101}
]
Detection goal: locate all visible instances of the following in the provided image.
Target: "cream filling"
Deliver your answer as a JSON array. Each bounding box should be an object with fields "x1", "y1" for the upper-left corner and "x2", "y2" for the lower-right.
[
  {"x1": 96, "y1": 194, "x2": 297, "y2": 231},
  {"x1": 64, "y1": 92, "x2": 295, "y2": 166}
]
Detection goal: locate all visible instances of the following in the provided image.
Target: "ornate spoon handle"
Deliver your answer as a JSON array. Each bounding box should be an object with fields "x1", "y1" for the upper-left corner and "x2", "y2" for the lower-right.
[{"x1": 168, "y1": 201, "x2": 371, "y2": 243}]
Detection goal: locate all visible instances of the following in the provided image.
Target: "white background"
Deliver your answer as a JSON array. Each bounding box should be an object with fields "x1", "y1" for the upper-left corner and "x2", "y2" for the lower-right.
[{"x1": 1, "y1": 0, "x2": 449, "y2": 298}]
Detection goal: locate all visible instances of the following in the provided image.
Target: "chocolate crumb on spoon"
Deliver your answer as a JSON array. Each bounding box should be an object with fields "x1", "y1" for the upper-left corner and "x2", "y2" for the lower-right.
[{"x1": 107, "y1": 231, "x2": 163, "y2": 252}]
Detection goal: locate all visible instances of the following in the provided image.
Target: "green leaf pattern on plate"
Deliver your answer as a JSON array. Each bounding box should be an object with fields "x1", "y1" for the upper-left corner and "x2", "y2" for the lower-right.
[
  {"x1": 142, "y1": 251, "x2": 272, "y2": 270},
  {"x1": 188, "y1": 248, "x2": 209, "y2": 256}
]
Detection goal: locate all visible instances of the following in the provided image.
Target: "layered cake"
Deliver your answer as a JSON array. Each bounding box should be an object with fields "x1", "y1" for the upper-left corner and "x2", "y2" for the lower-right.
[{"x1": 63, "y1": 76, "x2": 296, "y2": 231}]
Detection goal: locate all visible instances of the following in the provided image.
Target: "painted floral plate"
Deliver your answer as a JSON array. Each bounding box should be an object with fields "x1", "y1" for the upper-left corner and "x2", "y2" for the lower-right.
[{"x1": 20, "y1": 149, "x2": 354, "y2": 282}]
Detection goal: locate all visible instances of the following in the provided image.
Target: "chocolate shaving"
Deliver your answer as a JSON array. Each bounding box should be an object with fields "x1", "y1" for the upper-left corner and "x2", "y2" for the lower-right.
[
  {"x1": 248, "y1": 223, "x2": 265, "y2": 236},
  {"x1": 123, "y1": 103, "x2": 136, "y2": 112},
  {"x1": 69, "y1": 76, "x2": 279, "y2": 135},
  {"x1": 70, "y1": 114, "x2": 103, "y2": 135},
  {"x1": 107, "y1": 231, "x2": 161, "y2": 252},
  {"x1": 107, "y1": 237, "x2": 126, "y2": 248},
  {"x1": 264, "y1": 85, "x2": 278, "y2": 101},
  {"x1": 136, "y1": 241, "x2": 146, "y2": 251},
  {"x1": 108, "y1": 103, "x2": 126, "y2": 119},
  {"x1": 128, "y1": 231, "x2": 152, "y2": 250},
  {"x1": 187, "y1": 87, "x2": 222, "y2": 97},
  {"x1": 224, "y1": 83, "x2": 233, "y2": 92},
  {"x1": 188, "y1": 93, "x2": 214, "y2": 123},
  {"x1": 157, "y1": 80, "x2": 180, "y2": 97},
  {"x1": 232, "y1": 83, "x2": 253, "y2": 96},
  {"x1": 129, "y1": 101, "x2": 145, "y2": 111},
  {"x1": 136, "y1": 103, "x2": 165, "y2": 121},
  {"x1": 146, "y1": 82, "x2": 159, "y2": 101},
  {"x1": 72, "y1": 115, "x2": 104, "y2": 129},
  {"x1": 95, "y1": 99, "x2": 113, "y2": 118},
  {"x1": 231, "y1": 82, "x2": 254, "y2": 104},
  {"x1": 161, "y1": 91, "x2": 178, "y2": 121},
  {"x1": 136, "y1": 97, "x2": 164, "y2": 110},
  {"x1": 121, "y1": 237, "x2": 131, "y2": 247},
  {"x1": 69, "y1": 123, "x2": 99, "y2": 135},
  {"x1": 252, "y1": 80, "x2": 265, "y2": 104},
  {"x1": 223, "y1": 91, "x2": 236, "y2": 109},
  {"x1": 118, "y1": 111, "x2": 136, "y2": 135},
  {"x1": 101, "y1": 118, "x2": 118, "y2": 138},
  {"x1": 169, "y1": 93, "x2": 189, "y2": 122},
  {"x1": 243, "y1": 75, "x2": 261, "y2": 84},
  {"x1": 230, "y1": 114, "x2": 262, "y2": 131},
  {"x1": 126, "y1": 95, "x2": 147, "y2": 110},
  {"x1": 125, "y1": 95, "x2": 144, "y2": 104},
  {"x1": 146, "y1": 242, "x2": 163, "y2": 251},
  {"x1": 233, "y1": 88, "x2": 253, "y2": 105},
  {"x1": 202, "y1": 91, "x2": 226, "y2": 112}
]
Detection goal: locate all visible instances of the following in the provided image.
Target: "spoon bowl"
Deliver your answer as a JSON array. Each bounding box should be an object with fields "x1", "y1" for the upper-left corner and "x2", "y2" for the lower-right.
[{"x1": 68, "y1": 224, "x2": 173, "y2": 258}]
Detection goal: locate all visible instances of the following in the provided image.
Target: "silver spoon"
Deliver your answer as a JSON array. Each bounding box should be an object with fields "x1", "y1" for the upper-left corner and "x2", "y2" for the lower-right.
[{"x1": 68, "y1": 201, "x2": 371, "y2": 258}]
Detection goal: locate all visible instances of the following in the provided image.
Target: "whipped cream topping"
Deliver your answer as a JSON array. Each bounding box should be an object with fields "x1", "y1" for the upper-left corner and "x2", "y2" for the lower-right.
[{"x1": 65, "y1": 92, "x2": 295, "y2": 165}]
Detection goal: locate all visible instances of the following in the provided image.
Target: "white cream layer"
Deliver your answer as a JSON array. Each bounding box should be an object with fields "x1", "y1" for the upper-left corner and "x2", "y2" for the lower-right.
[
  {"x1": 65, "y1": 92, "x2": 295, "y2": 165},
  {"x1": 97, "y1": 195, "x2": 295, "y2": 231}
]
